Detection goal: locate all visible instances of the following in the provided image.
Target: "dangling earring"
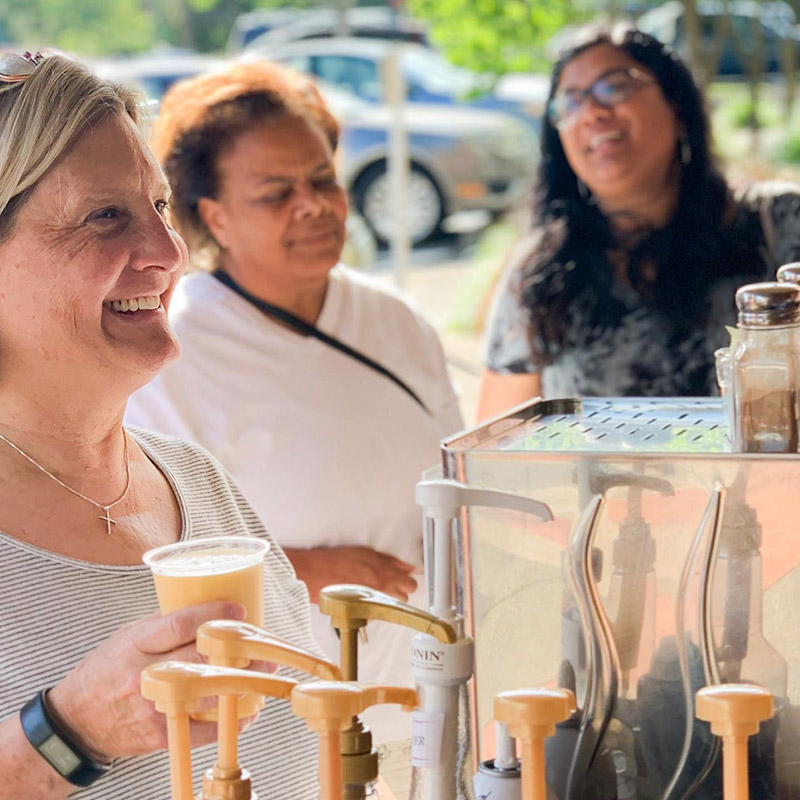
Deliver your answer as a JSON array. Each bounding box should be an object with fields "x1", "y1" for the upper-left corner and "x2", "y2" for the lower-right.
[
  {"x1": 680, "y1": 137, "x2": 692, "y2": 166},
  {"x1": 577, "y1": 178, "x2": 590, "y2": 200}
]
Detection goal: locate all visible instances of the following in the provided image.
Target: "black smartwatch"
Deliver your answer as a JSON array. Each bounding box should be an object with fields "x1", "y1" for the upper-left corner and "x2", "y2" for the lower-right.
[{"x1": 19, "y1": 689, "x2": 113, "y2": 788}]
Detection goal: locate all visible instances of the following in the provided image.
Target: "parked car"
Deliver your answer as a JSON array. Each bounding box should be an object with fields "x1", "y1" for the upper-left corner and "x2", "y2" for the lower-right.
[
  {"x1": 227, "y1": 7, "x2": 428, "y2": 53},
  {"x1": 92, "y1": 51, "x2": 227, "y2": 106},
  {"x1": 93, "y1": 52, "x2": 538, "y2": 246},
  {"x1": 492, "y1": 72, "x2": 550, "y2": 119},
  {"x1": 318, "y1": 81, "x2": 538, "y2": 244},
  {"x1": 636, "y1": 0, "x2": 800, "y2": 75},
  {"x1": 243, "y1": 36, "x2": 541, "y2": 130}
]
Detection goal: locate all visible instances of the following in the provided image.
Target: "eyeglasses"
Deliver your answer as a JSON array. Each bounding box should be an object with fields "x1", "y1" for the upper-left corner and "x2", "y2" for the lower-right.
[
  {"x1": 0, "y1": 52, "x2": 43, "y2": 84},
  {"x1": 547, "y1": 67, "x2": 656, "y2": 130}
]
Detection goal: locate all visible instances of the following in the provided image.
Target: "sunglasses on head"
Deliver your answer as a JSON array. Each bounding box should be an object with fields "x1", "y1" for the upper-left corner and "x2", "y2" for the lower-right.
[
  {"x1": 547, "y1": 67, "x2": 656, "y2": 131},
  {"x1": 0, "y1": 52, "x2": 43, "y2": 84}
]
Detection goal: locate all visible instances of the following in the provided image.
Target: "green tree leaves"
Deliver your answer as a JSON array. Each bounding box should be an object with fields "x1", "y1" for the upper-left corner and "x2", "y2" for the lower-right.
[
  {"x1": 2, "y1": 0, "x2": 155, "y2": 55},
  {"x1": 407, "y1": 0, "x2": 585, "y2": 73}
]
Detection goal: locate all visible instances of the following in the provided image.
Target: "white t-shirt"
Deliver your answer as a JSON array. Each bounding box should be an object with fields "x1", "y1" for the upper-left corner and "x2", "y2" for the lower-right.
[{"x1": 127, "y1": 266, "x2": 464, "y2": 742}]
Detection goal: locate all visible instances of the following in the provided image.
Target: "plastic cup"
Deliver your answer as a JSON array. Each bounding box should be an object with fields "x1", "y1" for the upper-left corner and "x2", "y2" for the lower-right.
[
  {"x1": 143, "y1": 536, "x2": 269, "y2": 626},
  {"x1": 144, "y1": 537, "x2": 270, "y2": 722}
]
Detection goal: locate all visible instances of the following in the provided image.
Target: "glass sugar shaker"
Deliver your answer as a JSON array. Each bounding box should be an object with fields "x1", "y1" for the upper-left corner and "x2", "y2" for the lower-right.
[{"x1": 732, "y1": 282, "x2": 800, "y2": 453}]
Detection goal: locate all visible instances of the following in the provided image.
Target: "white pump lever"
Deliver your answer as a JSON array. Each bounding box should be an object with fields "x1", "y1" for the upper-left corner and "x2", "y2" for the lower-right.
[
  {"x1": 416, "y1": 479, "x2": 554, "y2": 522},
  {"x1": 417, "y1": 479, "x2": 555, "y2": 620},
  {"x1": 412, "y1": 477, "x2": 555, "y2": 800}
]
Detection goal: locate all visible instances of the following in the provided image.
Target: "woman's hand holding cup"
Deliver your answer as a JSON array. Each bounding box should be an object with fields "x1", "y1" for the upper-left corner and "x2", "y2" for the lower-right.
[{"x1": 46, "y1": 601, "x2": 259, "y2": 762}]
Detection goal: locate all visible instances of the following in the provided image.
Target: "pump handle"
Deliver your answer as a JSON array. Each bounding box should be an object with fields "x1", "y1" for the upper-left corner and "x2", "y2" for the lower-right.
[
  {"x1": 696, "y1": 684, "x2": 773, "y2": 800},
  {"x1": 141, "y1": 660, "x2": 296, "y2": 714},
  {"x1": 319, "y1": 584, "x2": 457, "y2": 642},
  {"x1": 415, "y1": 479, "x2": 554, "y2": 522},
  {"x1": 495, "y1": 688, "x2": 576, "y2": 800},
  {"x1": 291, "y1": 681, "x2": 418, "y2": 733},
  {"x1": 495, "y1": 687, "x2": 576, "y2": 740},
  {"x1": 197, "y1": 620, "x2": 343, "y2": 680},
  {"x1": 696, "y1": 684, "x2": 773, "y2": 739}
]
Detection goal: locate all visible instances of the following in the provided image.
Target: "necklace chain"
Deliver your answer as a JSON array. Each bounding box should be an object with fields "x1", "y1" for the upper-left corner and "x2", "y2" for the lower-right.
[{"x1": 0, "y1": 428, "x2": 132, "y2": 535}]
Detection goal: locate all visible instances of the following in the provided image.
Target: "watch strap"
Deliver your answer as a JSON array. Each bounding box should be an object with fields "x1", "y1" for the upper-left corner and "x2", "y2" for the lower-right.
[{"x1": 20, "y1": 689, "x2": 112, "y2": 787}]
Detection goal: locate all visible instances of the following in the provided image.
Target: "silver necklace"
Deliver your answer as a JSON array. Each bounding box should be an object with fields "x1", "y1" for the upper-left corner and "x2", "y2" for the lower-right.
[{"x1": 0, "y1": 428, "x2": 132, "y2": 535}]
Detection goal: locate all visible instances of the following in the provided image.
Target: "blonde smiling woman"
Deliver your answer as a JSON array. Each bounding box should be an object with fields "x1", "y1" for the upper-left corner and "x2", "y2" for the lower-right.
[{"x1": 0, "y1": 53, "x2": 319, "y2": 799}]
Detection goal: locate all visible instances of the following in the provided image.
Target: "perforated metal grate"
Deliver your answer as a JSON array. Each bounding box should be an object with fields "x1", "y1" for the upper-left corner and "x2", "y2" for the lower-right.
[{"x1": 446, "y1": 398, "x2": 732, "y2": 454}]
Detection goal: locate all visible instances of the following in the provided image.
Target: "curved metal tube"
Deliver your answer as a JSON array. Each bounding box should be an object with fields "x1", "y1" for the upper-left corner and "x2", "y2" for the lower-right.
[
  {"x1": 700, "y1": 488, "x2": 725, "y2": 689},
  {"x1": 564, "y1": 494, "x2": 622, "y2": 800},
  {"x1": 588, "y1": 466, "x2": 675, "y2": 497},
  {"x1": 680, "y1": 482, "x2": 727, "y2": 799},
  {"x1": 662, "y1": 484, "x2": 725, "y2": 800}
]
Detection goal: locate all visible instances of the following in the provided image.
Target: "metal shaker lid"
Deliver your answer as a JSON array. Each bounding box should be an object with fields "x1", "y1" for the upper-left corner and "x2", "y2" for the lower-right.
[
  {"x1": 735, "y1": 281, "x2": 800, "y2": 327},
  {"x1": 777, "y1": 262, "x2": 800, "y2": 285}
]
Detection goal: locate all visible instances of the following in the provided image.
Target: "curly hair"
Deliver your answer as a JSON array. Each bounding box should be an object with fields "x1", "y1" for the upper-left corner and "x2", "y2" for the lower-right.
[
  {"x1": 152, "y1": 59, "x2": 340, "y2": 268},
  {"x1": 517, "y1": 24, "x2": 765, "y2": 360}
]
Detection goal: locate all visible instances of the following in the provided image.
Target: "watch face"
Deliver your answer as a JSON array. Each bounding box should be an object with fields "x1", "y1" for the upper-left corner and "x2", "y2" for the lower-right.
[{"x1": 40, "y1": 734, "x2": 81, "y2": 776}]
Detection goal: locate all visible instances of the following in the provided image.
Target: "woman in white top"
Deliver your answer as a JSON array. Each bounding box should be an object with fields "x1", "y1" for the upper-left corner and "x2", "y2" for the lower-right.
[
  {"x1": 0, "y1": 53, "x2": 319, "y2": 799},
  {"x1": 126, "y1": 61, "x2": 464, "y2": 739}
]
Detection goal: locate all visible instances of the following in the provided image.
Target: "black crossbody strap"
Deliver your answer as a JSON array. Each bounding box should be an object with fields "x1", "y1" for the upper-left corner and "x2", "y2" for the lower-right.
[{"x1": 213, "y1": 271, "x2": 431, "y2": 415}]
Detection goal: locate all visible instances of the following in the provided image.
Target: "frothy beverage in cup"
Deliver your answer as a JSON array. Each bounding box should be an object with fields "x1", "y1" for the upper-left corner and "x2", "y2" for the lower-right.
[{"x1": 143, "y1": 537, "x2": 269, "y2": 626}]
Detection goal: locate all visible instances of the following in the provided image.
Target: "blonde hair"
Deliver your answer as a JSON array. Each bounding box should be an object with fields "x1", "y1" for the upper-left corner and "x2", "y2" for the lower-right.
[
  {"x1": 0, "y1": 54, "x2": 140, "y2": 241},
  {"x1": 153, "y1": 59, "x2": 340, "y2": 270}
]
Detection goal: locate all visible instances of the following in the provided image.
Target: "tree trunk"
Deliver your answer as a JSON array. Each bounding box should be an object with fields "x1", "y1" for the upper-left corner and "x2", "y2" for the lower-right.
[
  {"x1": 725, "y1": 0, "x2": 765, "y2": 154},
  {"x1": 144, "y1": 0, "x2": 196, "y2": 50},
  {"x1": 333, "y1": 0, "x2": 354, "y2": 37},
  {"x1": 781, "y1": 4, "x2": 798, "y2": 124},
  {"x1": 682, "y1": 0, "x2": 728, "y2": 89},
  {"x1": 683, "y1": 0, "x2": 704, "y2": 81}
]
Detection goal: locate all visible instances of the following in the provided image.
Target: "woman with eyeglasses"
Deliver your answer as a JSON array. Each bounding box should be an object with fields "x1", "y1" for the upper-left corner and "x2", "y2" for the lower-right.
[
  {"x1": 477, "y1": 24, "x2": 800, "y2": 418},
  {"x1": 0, "y1": 54, "x2": 320, "y2": 799}
]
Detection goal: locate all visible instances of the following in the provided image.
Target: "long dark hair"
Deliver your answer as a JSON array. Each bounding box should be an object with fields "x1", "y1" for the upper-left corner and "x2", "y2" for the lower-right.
[{"x1": 519, "y1": 24, "x2": 765, "y2": 360}]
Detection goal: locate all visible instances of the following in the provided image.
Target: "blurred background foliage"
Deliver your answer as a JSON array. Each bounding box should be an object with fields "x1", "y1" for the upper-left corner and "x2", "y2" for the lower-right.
[
  {"x1": 0, "y1": 0, "x2": 628, "y2": 58},
  {"x1": 405, "y1": 0, "x2": 584, "y2": 73},
  {"x1": 5, "y1": 0, "x2": 800, "y2": 178},
  {"x1": 0, "y1": 0, "x2": 302, "y2": 53}
]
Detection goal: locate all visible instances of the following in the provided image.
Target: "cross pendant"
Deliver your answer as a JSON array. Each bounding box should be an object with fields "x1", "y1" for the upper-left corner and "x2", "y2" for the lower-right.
[{"x1": 99, "y1": 508, "x2": 117, "y2": 536}]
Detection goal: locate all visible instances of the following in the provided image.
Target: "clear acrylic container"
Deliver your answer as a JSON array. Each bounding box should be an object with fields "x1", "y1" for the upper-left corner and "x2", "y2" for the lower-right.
[{"x1": 440, "y1": 397, "x2": 800, "y2": 799}]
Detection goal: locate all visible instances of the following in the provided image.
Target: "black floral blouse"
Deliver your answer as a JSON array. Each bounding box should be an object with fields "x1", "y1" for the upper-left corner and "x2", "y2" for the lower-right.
[{"x1": 485, "y1": 183, "x2": 800, "y2": 398}]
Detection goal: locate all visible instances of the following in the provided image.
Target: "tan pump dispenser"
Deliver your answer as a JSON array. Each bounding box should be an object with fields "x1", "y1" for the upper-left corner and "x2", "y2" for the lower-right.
[
  {"x1": 197, "y1": 619, "x2": 344, "y2": 680},
  {"x1": 695, "y1": 684, "x2": 774, "y2": 800},
  {"x1": 193, "y1": 618, "x2": 344, "y2": 786},
  {"x1": 318, "y1": 584, "x2": 457, "y2": 798},
  {"x1": 291, "y1": 681, "x2": 418, "y2": 800},
  {"x1": 141, "y1": 661, "x2": 297, "y2": 800},
  {"x1": 493, "y1": 688, "x2": 576, "y2": 800}
]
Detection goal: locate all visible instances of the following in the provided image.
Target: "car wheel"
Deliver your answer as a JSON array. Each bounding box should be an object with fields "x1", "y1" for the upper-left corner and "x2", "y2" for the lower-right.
[{"x1": 353, "y1": 162, "x2": 444, "y2": 246}]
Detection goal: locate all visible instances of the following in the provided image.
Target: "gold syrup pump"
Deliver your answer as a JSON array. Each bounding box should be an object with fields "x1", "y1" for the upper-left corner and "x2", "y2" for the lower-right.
[
  {"x1": 192, "y1": 620, "x2": 344, "y2": 726},
  {"x1": 696, "y1": 684, "x2": 774, "y2": 800},
  {"x1": 197, "y1": 619, "x2": 344, "y2": 681},
  {"x1": 141, "y1": 660, "x2": 296, "y2": 800},
  {"x1": 291, "y1": 681, "x2": 419, "y2": 800},
  {"x1": 318, "y1": 584, "x2": 457, "y2": 799},
  {"x1": 493, "y1": 688, "x2": 576, "y2": 800},
  {"x1": 195, "y1": 620, "x2": 344, "y2": 797}
]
